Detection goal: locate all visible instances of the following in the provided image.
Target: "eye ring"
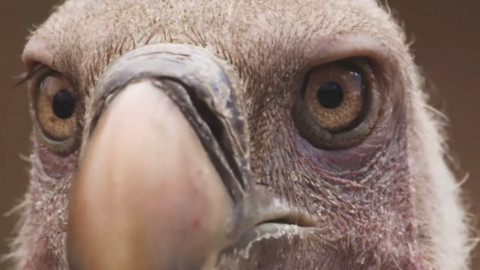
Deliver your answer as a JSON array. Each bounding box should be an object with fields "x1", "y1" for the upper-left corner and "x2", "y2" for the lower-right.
[
  {"x1": 31, "y1": 69, "x2": 82, "y2": 155},
  {"x1": 291, "y1": 58, "x2": 381, "y2": 150}
]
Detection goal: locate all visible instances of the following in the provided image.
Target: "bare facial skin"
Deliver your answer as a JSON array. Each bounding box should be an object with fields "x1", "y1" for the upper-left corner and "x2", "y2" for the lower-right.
[{"x1": 4, "y1": 0, "x2": 475, "y2": 269}]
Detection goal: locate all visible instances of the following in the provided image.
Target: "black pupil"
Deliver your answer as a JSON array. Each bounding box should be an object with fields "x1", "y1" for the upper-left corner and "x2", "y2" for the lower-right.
[
  {"x1": 316, "y1": 81, "x2": 344, "y2": 109},
  {"x1": 52, "y1": 89, "x2": 76, "y2": 119}
]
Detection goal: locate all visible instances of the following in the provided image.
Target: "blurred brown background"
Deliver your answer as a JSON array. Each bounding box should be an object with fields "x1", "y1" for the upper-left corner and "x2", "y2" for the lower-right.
[{"x1": 0, "y1": 0, "x2": 479, "y2": 269}]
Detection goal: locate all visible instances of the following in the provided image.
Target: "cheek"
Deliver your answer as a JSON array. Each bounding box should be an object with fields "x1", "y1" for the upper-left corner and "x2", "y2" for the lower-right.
[
  {"x1": 19, "y1": 139, "x2": 77, "y2": 269},
  {"x1": 34, "y1": 138, "x2": 78, "y2": 179},
  {"x1": 287, "y1": 109, "x2": 399, "y2": 175}
]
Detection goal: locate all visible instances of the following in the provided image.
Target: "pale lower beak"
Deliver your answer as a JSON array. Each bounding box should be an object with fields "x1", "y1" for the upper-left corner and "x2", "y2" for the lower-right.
[{"x1": 67, "y1": 80, "x2": 233, "y2": 270}]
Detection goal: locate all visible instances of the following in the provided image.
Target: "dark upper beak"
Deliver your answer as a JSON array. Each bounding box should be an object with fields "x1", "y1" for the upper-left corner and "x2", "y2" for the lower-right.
[{"x1": 66, "y1": 44, "x2": 314, "y2": 270}]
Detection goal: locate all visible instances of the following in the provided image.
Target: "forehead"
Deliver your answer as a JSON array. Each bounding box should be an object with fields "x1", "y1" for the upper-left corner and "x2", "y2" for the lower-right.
[
  {"x1": 26, "y1": 0, "x2": 407, "y2": 93},
  {"x1": 37, "y1": 0, "x2": 394, "y2": 34}
]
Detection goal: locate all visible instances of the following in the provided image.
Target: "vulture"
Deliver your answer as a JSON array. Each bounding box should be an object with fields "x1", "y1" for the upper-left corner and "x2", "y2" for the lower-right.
[{"x1": 5, "y1": 0, "x2": 474, "y2": 269}]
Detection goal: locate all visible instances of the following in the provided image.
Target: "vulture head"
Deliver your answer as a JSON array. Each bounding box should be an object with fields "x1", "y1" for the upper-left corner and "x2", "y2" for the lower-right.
[{"x1": 6, "y1": 0, "x2": 473, "y2": 269}]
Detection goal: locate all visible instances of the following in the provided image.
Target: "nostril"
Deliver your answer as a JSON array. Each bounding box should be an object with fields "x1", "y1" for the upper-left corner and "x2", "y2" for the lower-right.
[
  {"x1": 187, "y1": 88, "x2": 246, "y2": 191},
  {"x1": 192, "y1": 99, "x2": 224, "y2": 147}
]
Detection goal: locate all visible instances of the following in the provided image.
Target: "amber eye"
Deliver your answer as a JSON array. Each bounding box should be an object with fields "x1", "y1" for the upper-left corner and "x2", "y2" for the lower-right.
[
  {"x1": 34, "y1": 71, "x2": 79, "y2": 153},
  {"x1": 292, "y1": 58, "x2": 380, "y2": 149}
]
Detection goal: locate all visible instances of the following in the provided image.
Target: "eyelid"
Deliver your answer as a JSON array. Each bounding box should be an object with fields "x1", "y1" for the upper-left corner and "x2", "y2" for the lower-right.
[
  {"x1": 23, "y1": 35, "x2": 54, "y2": 69},
  {"x1": 304, "y1": 33, "x2": 395, "y2": 88},
  {"x1": 306, "y1": 33, "x2": 393, "y2": 67},
  {"x1": 19, "y1": 35, "x2": 56, "y2": 86},
  {"x1": 16, "y1": 64, "x2": 52, "y2": 86}
]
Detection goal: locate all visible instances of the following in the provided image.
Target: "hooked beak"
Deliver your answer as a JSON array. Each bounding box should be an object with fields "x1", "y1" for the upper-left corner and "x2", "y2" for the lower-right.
[{"x1": 66, "y1": 44, "x2": 315, "y2": 270}]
